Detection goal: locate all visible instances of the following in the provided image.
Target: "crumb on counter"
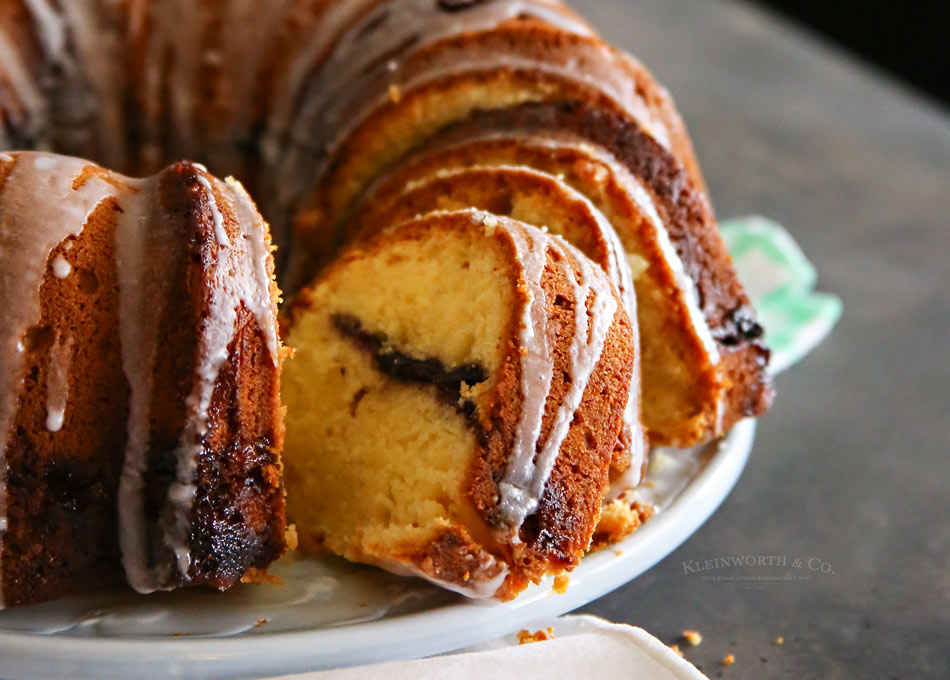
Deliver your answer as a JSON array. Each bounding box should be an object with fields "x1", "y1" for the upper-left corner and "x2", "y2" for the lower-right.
[
  {"x1": 723, "y1": 653, "x2": 735, "y2": 666},
  {"x1": 256, "y1": 619, "x2": 267, "y2": 627},
  {"x1": 775, "y1": 635, "x2": 784, "y2": 645},
  {"x1": 669, "y1": 644, "x2": 683, "y2": 657},
  {"x1": 553, "y1": 574, "x2": 570, "y2": 594},
  {"x1": 517, "y1": 627, "x2": 555, "y2": 644},
  {"x1": 682, "y1": 629, "x2": 702, "y2": 646}
]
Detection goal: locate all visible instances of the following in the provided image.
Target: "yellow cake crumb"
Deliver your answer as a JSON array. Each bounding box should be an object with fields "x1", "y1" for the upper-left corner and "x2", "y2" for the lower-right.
[
  {"x1": 553, "y1": 574, "x2": 570, "y2": 594},
  {"x1": 775, "y1": 635, "x2": 784, "y2": 645},
  {"x1": 589, "y1": 499, "x2": 655, "y2": 551},
  {"x1": 241, "y1": 567, "x2": 283, "y2": 586},
  {"x1": 517, "y1": 627, "x2": 555, "y2": 644},
  {"x1": 285, "y1": 524, "x2": 299, "y2": 551},
  {"x1": 669, "y1": 644, "x2": 683, "y2": 657},
  {"x1": 388, "y1": 84, "x2": 402, "y2": 103},
  {"x1": 682, "y1": 629, "x2": 702, "y2": 646},
  {"x1": 723, "y1": 653, "x2": 735, "y2": 666}
]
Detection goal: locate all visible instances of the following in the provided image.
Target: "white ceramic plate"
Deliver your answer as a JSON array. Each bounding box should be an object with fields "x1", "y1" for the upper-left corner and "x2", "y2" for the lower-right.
[{"x1": 0, "y1": 419, "x2": 755, "y2": 680}]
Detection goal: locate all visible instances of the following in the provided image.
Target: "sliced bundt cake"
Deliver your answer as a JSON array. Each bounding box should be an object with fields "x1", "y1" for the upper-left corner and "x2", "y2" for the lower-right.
[
  {"x1": 0, "y1": 0, "x2": 776, "y2": 606},
  {"x1": 0, "y1": 151, "x2": 286, "y2": 607},
  {"x1": 281, "y1": 209, "x2": 636, "y2": 599}
]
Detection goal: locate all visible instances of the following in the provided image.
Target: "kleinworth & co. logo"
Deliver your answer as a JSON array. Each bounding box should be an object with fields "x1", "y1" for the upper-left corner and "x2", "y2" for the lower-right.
[{"x1": 680, "y1": 555, "x2": 835, "y2": 588}]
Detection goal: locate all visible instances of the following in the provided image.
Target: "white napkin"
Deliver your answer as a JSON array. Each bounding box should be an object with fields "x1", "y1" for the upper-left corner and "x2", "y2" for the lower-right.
[{"x1": 279, "y1": 616, "x2": 707, "y2": 680}]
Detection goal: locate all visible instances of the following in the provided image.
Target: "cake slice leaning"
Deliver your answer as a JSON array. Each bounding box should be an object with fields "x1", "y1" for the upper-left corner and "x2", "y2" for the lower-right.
[
  {"x1": 281, "y1": 209, "x2": 636, "y2": 600},
  {"x1": 0, "y1": 151, "x2": 286, "y2": 607}
]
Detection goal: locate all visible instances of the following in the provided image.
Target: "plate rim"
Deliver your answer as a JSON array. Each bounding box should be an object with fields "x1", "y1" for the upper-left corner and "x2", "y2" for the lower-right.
[{"x1": 0, "y1": 419, "x2": 756, "y2": 679}]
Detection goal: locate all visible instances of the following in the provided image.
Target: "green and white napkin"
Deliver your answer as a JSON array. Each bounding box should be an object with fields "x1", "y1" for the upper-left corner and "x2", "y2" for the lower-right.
[{"x1": 721, "y1": 216, "x2": 842, "y2": 374}]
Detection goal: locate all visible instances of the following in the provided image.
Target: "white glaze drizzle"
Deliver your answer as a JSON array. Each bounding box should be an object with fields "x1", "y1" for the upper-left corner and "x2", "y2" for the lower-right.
[
  {"x1": 51, "y1": 254, "x2": 71, "y2": 278},
  {"x1": 115, "y1": 174, "x2": 177, "y2": 594},
  {"x1": 532, "y1": 134, "x2": 720, "y2": 366},
  {"x1": 196, "y1": 173, "x2": 230, "y2": 247},
  {"x1": 494, "y1": 220, "x2": 553, "y2": 529},
  {"x1": 0, "y1": 152, "x2": 115, "y2": 605},
  {"x1": 225, "y1": 176, "x2": 281, "y2": 366},
  {"x1": 33, "y1": 155, "x2": 56, "y2": 171},
  {"x1": 369, "y1": 554, "x2": 509, "y2": 600},
  {"x1": 489, "y1": 212, "x2": 619, "y2": 531},
  {"x1": 510, "y1": 133, "x2": 721, "y2": 454},
  {"x1": 44, "y1": 330, "x2": 73, "y2": 432}
]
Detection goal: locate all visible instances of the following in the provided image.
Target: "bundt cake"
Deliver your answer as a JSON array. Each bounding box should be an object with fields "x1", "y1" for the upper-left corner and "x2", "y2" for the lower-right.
[
  {"x1": 0, "y1": 0, "x2": 774, "y2": 606},
  {"x1": 0, "y1": 151, "x2": 286, "y2": 607},
  {"x1": 0, "y1": 0, "x2": 770, "y2": 444},
  {"x1": 281, "y1": 210, "x2": 636, "y2": 599}
]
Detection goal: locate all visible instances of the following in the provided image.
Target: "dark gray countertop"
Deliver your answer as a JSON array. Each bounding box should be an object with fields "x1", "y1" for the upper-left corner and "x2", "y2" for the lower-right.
[{"x1": 573, "y1": 1, "x2": 950, "y2": 677}]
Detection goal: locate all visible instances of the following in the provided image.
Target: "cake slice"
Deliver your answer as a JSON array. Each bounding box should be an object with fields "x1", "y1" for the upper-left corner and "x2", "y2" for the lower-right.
[
  {"x1": 281, "y1": 209, "x2": 636, "y2": 599},
  {"x1": 0, "y1": 151, "x2": 286, "y2": 607},
  {"x1": 348, "y1": 163, "x2": 645, "y2": 480}
]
